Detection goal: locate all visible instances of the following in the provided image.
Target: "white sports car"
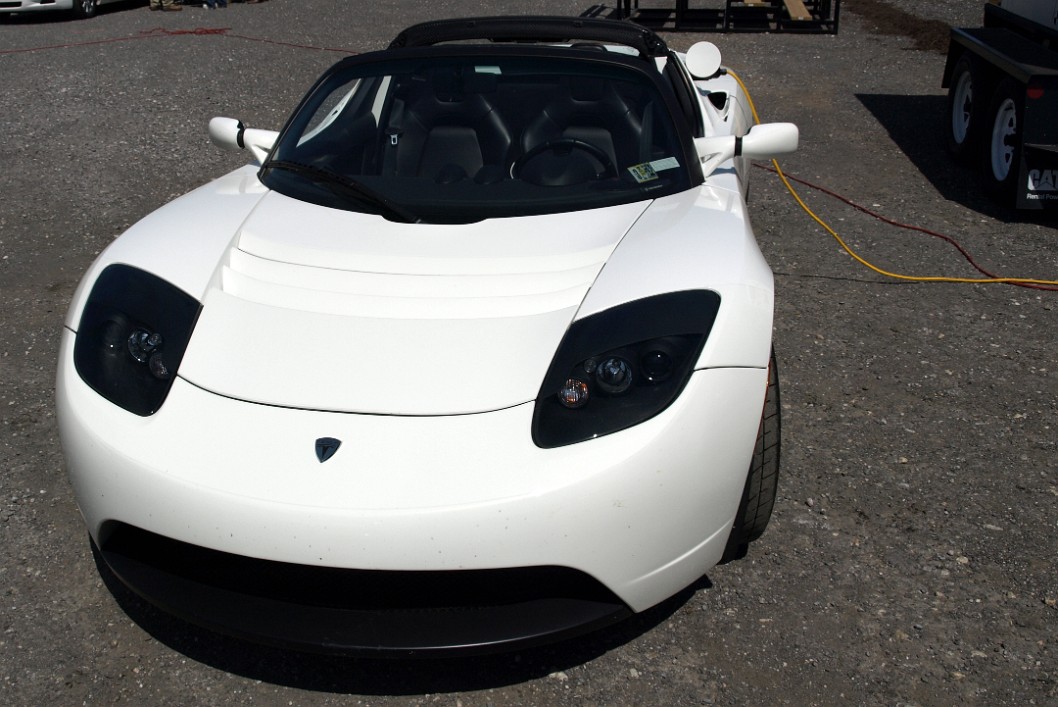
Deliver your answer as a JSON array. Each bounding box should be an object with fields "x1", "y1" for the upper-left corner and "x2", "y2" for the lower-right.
[
  {"x1": 57, "y1": 16, "x2": 797, "y2": 654},
  {"x1": 0, "y1": 0, "x2": 121, "y2": 19}
]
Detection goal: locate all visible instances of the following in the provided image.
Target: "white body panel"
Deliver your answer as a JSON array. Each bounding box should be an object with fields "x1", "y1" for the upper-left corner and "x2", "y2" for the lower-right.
[
  {"x1": 178, "y1": 194, "x2": 645, "y2": 414},
  {"x1": 58, "y1": 329, "x2": 764, "y2": 611},
  {"x1": 69, "y1": 172, "x2": 772, "y2": 414},
  {"x1": 56, "y1": 29, "x2": 793, "y2": 647}
]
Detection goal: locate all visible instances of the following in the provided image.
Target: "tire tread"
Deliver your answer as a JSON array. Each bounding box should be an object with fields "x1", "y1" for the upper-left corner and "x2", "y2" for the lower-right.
[{"x1": 720, "y1": 349, "x2": 780, "y2": 563}]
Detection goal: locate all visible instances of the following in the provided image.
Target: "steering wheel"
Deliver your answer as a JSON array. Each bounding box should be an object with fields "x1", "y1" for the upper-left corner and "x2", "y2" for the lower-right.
[{"x1": 511, "y1": 138, "x2": 618, "y2": 181}]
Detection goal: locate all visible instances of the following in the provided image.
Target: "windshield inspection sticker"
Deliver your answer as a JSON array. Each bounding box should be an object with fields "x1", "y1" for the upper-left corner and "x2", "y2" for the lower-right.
[
  {"x1": 628, "y1": 163, "x2": 659, "y2": 183},
  {"x1": 628, "y1": 157, "x2": 680, "y2": 184}
]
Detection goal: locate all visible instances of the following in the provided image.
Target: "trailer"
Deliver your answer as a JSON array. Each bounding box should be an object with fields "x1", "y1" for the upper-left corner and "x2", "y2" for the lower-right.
[
  {"x1": 942, "y1": 0, "x2": 1058, "y2": 210},
  {"x1": 581, "y1": 1, "x2": 841, "y2": 34}
]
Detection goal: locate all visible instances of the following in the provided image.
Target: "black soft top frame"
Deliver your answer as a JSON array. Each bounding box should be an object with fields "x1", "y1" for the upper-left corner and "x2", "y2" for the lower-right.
[{"x1": 389, "y1": 16, "x2": 670, "y2": 59}]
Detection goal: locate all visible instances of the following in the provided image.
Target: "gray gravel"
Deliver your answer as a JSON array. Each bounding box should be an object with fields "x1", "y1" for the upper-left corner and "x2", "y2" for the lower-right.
[
  {"x1": 2, "y1": 1, "x2": 1056, "y2": 705},
  {"x1": 875, "y1": 0, "x2": 979, "y2": 26}
]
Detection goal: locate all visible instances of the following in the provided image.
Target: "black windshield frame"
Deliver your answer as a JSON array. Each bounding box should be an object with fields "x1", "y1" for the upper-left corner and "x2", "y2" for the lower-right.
[{"x1": 262, "y1": 45, "x2": 703, "y2": 224}]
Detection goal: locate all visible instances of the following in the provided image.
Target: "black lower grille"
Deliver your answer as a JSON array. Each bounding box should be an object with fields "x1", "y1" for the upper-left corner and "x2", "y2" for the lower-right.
[{"x1": 98, "y1": 522, "x2": 631, "y2": 655}]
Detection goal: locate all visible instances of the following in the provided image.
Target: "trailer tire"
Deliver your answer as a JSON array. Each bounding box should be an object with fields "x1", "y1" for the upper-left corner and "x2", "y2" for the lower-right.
[
  {"x1": 982, "y1": 78, "x2": 1024, "y2": 207},
  {"x1": 946, "y1": 54, "x2": 983, "y2": 161}
]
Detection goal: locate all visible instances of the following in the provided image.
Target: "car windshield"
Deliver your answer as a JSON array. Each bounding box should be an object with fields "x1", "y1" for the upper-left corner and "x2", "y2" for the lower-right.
[{"x1": 262, "y1": 50, "x2": 694, "y2": 224}]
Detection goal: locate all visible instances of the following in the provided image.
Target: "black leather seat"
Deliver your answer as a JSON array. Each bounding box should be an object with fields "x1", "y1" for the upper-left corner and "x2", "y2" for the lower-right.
[
  {"x1": 386, "y1": 69, "x2": 512, "y2": 183},
  {"x1": 520, "y1": 78, "x2": 644, "y2": 172}
]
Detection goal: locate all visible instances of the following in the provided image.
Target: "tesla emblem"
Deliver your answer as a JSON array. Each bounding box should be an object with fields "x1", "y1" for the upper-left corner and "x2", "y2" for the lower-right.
[{"x1": 315, "y1": 437, "x2": 341, "y2": 463}]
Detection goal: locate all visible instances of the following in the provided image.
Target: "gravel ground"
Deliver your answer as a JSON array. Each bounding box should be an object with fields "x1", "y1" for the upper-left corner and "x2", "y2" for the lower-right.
[{"x1": 1, "y1": 1, "x2": 1056, "y2": 705}]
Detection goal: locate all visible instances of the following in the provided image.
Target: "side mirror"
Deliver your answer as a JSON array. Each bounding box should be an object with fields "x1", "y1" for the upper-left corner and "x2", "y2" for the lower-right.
[
  {"x1": 208, "y1": 117, "x2": 243, "y2": 151},
  {"x1": 208, "y1": 117, "x2": 278, "y2": 165},
  {"x1": 740, "y1": 122, "x2": 799, "y2": 159},
  {"x1": 694, "y1": 122, "x2": 799, "y2": 178}
]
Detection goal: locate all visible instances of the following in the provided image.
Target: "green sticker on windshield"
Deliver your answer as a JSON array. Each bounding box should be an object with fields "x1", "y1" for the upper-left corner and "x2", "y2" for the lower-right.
[{"x1": 628, "y1": 163, "x2": 659, "y2": 183}]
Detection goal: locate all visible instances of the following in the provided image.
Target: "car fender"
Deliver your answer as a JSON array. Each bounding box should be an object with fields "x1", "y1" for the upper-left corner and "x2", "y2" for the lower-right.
[{"x1": 64, "y1": 166, "x2": 268, "y2": 331}]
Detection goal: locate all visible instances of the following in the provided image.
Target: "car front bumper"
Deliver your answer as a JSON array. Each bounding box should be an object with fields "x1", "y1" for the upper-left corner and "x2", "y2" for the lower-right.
[
  {"x1": 0, "y1": 0, "x2": 74, "y2": 13},
  {"x1": 57, "y1": 329, "x2": 766, "y2": 653}
]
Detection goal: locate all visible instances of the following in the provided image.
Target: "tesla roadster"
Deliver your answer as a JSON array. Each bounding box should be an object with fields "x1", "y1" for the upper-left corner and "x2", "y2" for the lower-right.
[{"x1": 57, "y1": 16, "x2": 798, "y2": 654}]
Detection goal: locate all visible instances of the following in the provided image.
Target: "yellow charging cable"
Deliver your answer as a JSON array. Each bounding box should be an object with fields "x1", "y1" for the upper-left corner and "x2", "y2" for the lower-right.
[{"x1": 726, "y1": 68, "x2": 1058, "y2": 288}]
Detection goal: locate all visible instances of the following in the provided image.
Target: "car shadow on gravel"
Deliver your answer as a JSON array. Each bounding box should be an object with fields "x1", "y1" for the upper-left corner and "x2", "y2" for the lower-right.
[
  {"x1": 94, "y1": 546, "x2": 705, "y2": 693},
  {"x1": 845, "y1": 0, "x2": 952, "y2": 53},
  {"x1": 857, "y1": 93, "x2": 1051, "y2": 224}
]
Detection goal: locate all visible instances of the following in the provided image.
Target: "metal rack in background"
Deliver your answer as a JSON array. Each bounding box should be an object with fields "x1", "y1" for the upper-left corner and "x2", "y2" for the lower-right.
[{"x1": 582, "y1": 0, "x2": 841, "y2": 34}]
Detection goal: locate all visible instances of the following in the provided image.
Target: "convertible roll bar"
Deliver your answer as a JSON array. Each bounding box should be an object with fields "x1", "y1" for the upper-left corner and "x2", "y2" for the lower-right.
[{"x1": 389, "y1": 16, "x2": 670, "y2": 59}]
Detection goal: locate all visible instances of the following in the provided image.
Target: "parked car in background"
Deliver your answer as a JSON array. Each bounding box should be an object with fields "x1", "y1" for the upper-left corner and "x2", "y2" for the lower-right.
[{"x1": 0, "y1": 0, "x2": 125, "y2": 20}]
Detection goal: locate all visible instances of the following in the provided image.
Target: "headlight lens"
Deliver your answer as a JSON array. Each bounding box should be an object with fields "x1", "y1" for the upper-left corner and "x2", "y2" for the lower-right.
[
  {"x1": 73, "y1": 264, "x2": 201, "y2": 416},
  {"x1": 532, "y1": 291, "x2": 721, "y2": 448}
]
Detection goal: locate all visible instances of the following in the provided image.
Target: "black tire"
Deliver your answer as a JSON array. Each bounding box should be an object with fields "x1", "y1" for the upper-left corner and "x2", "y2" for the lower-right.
[
  {"x1": 981, "y1": 78, "x2": 1024, "y2": 208},
  {"x1": 720, "y1": 348, "x2": 780, "y2": 564},
  {"x1": 71, "y1": 0, "x2": 98, "y2": 19},
  {"x1": 946, "y1": 54, "x2": 983, "y2": 162}
]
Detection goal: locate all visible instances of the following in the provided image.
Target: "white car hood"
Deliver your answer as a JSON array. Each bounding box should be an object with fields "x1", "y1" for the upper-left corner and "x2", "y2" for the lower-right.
[{"x1": 178, "y1": 192, "x2": 648, "y2": 415}]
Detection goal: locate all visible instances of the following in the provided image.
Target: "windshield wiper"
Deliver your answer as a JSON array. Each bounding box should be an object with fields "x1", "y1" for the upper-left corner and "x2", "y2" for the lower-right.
[{"x1": 263, "y1": 160, "x2": 420, "y2": 224}]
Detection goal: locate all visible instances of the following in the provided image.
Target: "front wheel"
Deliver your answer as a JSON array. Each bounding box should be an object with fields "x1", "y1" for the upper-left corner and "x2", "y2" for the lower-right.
[
  {"x1": 720, "y1": 348, "x2": 780, "y2": 564},
  {"x1": 982, "y1": 78, "x2": 1024, "y2": 208},
  {"x1": 71, "y1": 0, "x2": 98, "y2": 18}
]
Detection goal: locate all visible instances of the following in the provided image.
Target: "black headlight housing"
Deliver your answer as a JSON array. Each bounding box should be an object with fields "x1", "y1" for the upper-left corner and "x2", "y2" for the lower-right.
[
  {"x1": 73, "y1": 264, "x2": 201, "y2": 417},
  {"x1": 532, "y1": 290, "x2": 721, "y2": 448}
]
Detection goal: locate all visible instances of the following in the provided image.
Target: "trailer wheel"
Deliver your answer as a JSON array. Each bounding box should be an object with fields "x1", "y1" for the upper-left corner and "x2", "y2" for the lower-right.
[
  {"x1": 946, "y1": 55, "x2": 982, "y2": 161},
  {"x1": 982, "y1": 78, "x2": 1024, "y2": 207}
]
